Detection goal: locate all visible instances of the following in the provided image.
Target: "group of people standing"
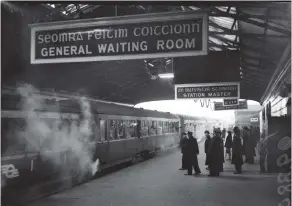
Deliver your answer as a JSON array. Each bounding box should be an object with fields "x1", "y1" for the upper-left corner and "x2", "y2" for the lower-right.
[{"x1": 179, "y1": 126, "x2": 250, "y2": 177}]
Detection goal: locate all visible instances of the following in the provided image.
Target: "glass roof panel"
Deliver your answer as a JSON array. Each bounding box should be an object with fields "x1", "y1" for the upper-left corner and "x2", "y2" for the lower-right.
[{"x1": 209, "y1": 16, "x2": 235, "y2": 30}]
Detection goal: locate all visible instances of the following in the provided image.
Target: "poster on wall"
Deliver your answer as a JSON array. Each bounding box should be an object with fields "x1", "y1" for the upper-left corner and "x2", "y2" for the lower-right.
[
  {"x1": 214, "y1": 100, "x2": 248, "y2": 111},
  {"x1": 175, "y1": 82, "x2": 240, "y2": 100},
  {"x1": 29, "y1": 11, "x2": 208, "y2": 64}
]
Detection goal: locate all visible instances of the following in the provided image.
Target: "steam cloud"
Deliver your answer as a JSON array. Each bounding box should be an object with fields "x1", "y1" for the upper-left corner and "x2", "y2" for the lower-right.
[{"x1": 16, "y1": 84, "x2": 99, "y2": 180}]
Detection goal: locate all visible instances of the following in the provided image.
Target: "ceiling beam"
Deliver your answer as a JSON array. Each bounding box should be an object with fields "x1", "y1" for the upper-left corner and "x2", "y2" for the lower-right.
[
  {"x1": 241, "y1": 53, "x2": 278, "y2": 66},
  {"x1": 212, "y1": 34, "x2": 239, "y2": 46},
  {"x1": 212, "y1": 7, "x2": 291, "y2": 35},
  {"x1": 238, "y1": 10, "x2": 290, "y2": 20}
]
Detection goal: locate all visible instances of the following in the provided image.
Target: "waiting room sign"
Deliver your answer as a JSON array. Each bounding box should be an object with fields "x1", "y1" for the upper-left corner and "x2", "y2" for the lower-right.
[
  {"x1": 29, "y1": 11, "x2": 208, "y2": 64},
  {"x1": 175, "y1": 82, "x2": 240, "y2": 100}
]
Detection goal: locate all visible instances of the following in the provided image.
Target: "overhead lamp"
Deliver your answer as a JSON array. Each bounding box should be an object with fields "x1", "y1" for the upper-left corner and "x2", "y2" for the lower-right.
[
  {"x1": 148, "y1": 63, "x2": 154, "y2": 67},
  {"x1": 158, "y1": 73, "x2": 174, "y2": 79}
]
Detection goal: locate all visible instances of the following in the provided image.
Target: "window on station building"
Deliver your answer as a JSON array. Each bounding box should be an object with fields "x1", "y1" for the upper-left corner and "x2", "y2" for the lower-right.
[
  {"x1": 141, "y1": 120, "x2": 149, "y2": 137},
  {"x1": 149, "y1": 120, "x2": 157, "y2": 136}
]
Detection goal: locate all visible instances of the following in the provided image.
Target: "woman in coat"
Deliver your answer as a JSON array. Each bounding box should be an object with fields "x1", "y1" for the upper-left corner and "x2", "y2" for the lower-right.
[{"x1": 232, "y1": 127, "x2": 244, "y2": 174}]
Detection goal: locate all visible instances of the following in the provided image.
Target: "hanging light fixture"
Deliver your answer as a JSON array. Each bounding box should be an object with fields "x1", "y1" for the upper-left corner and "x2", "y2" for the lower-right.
[
  {"x1": 158, "y1": 58, "x2": 174, "y2": 79},
  {"x1": 158, "y1": 73, "x2": 174, "y2": 79}
]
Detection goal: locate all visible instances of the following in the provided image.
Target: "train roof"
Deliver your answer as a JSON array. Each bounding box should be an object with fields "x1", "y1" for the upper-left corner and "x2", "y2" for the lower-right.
[{"x1": 1, "y1": 92, "x2": 179, "y2": 120}]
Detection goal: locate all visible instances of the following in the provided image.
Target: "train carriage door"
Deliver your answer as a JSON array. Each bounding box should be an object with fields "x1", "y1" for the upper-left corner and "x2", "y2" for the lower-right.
[{"x1": 96, "y1": 119, "x2": 109, "y2": 165}]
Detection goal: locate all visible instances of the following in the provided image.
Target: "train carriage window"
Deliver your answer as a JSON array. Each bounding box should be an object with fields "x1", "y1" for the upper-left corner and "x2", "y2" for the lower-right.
[
  {"x1": 157, "y1": 121, "x2": 163, "y2": 135},
  {"x1": 127, "y1": 120, "x2": 137, "y2": 138},
  {"x1": 100, "y1": 120, "x2": 106, "y2": 141},
  {"x1": 108, "y1": 120, "x2": 117, "y2": 140},
  {"x1": 117, "y1": 120, "x2": 126, "y2": 139},
  {"x1": 163, "y1": 121, "x2": 169, "y2": 134},
  {"x1": 170, "y1": 122, "x2": 175, "y2": 133},
  {"x1": 149, "y1": 121, "x2": 157, "y2": 136},
  {"x1": 141, "y1": 120, "x2": 149, "y2": 137}
]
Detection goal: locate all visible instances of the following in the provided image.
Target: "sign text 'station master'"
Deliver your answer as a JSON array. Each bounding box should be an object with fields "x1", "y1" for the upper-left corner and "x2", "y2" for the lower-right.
[
  {"x1": 176, "y1": 84, "x2": 239, "y2": 99},
  {"x1": 35, "y1": 19, "x2": 203, "y2": 59}
]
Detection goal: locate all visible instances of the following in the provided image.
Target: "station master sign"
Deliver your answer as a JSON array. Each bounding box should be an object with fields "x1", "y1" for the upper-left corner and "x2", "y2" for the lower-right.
[
  {"x1": 29, "y1": 11, "x2": 208, "y2": 64},
  {"x1": 175, "y1": 82, "x2": 240, "y2": 100}
]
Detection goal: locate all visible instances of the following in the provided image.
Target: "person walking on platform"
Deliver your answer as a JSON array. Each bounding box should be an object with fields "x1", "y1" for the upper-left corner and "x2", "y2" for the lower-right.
[
  {"x1": 179, "y1": 132, "x2": 188, "y2": 170},
  {"x1": 225, "y1": 131, "x2": 233, "y2": 160},
  {"x1": 204, "y1": 130, "x2": 211, "y2": 170},
  {"x1": 185, "y1": 131, "x2": 201, "y2": 176},
  {"x1": 208, "y1": 128, "x2": 223, "y2": 177},
  {"x1": 232, "y1": 127, "x2": 244, "y2": 174},
  {"x1": 258, "y1": 137, "x2": 267, "y2": 173}
]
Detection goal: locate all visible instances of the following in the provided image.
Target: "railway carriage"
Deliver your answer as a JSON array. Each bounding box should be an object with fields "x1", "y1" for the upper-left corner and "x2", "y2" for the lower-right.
[{"x1": 1, "y1": 91, "x2": 220, "y2": 195}]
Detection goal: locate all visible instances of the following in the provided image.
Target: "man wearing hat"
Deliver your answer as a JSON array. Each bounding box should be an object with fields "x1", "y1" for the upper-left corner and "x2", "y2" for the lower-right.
[
  {"x1": 208, "y1": 128, "x2": 224, "y2": 176},
  {"x1": 179, "y1": 132, "x2": 188, "y2": 170},
  {"x1": 185, "y1": 131, "x2": 201, "y2": 175}
]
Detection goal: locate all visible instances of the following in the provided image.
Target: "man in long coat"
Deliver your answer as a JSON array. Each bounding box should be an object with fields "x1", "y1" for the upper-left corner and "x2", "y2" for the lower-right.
[
  {"x1": 232, "y1": 126, "x2": 244, "y2": 174},
  {"x1": 208, "y1": 128, "x2": 224, "y2": 176},
  {"x1": 185, "y1": 131, "x2": 201, "y2": 175},
  {"x1": 179, "y1": 132, "x2": 188, "y2": 170},
  {"x1": 204, "y1": 131, "x2": 211, "y2": 170}
]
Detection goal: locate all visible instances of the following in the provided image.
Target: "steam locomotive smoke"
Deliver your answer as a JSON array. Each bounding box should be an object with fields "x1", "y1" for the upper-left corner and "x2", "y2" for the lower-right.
[{"x1": 16, "y1": 84, "x2": 99, "y2": 178}]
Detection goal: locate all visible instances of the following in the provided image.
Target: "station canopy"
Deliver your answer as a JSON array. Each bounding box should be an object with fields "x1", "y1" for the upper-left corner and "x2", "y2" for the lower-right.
[{"x1": 2, "y1": 2, "x2": 291, "y2": 105}]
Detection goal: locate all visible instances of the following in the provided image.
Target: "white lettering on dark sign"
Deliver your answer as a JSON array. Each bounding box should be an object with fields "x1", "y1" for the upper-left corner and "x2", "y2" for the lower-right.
[
  {"x1": 30, "y1": 13, "x2": 208, "y2": 64},
  {"x1": 175, "y1": 83, "x2": 240, "y2": 100},
  {"x1": 2, "y1": 164, "x2": 19, "y2": 179}
]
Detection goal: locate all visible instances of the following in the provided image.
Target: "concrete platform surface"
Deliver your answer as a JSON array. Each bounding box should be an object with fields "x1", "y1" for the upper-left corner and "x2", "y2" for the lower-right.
[{"x1": 27, "y1": 143, "x2": 282, "y2": 206}]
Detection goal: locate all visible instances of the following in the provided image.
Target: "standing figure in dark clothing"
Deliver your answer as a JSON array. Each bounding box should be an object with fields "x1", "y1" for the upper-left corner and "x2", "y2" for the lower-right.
[
  {"x1": 232, "y1": 127, "x2": 244, "y2": 174},
  {"x1": 242, "y1": 127, "x2": 249, "y2": 159},
  {"x1": 204, "y1": 131, "x2": 211, "y2": 170},
  {"x1": 222, "y1": 128, "x2": 226, "y2": 140},
  {"x1": 246, "y1": 128, "x2": 256, "y2": 164},
  {"x1": 185, "y1": 131, "x2": 201, "y2": 175},
  {"x1": 208, "y1": 128, "x2": 224, "y2": 177},
  {"x1": 179, "y1": 132, "x2": 188, "y2": 170},
  {"x1": 220, "y1": 134, "x2": 225, "y2": 172},
  {"x1": 225, "y1": 131, "x2": 233, "y2": 160}
]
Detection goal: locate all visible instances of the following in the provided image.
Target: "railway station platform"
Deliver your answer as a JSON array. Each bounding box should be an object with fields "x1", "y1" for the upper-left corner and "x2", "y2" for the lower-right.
[{"x1": 26, "y1": 143, "x2": 282, "y2": 206}]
